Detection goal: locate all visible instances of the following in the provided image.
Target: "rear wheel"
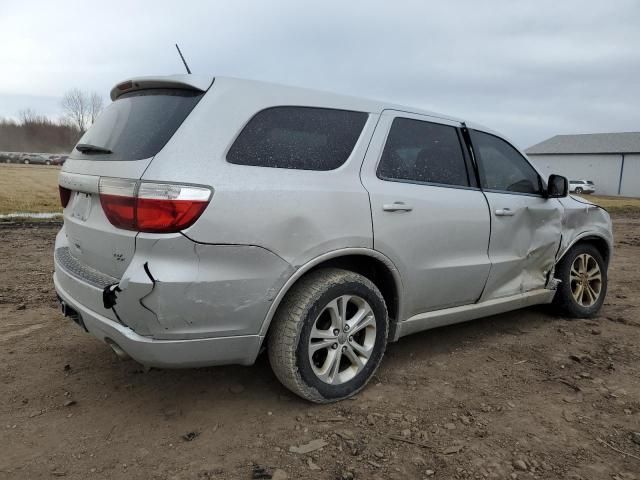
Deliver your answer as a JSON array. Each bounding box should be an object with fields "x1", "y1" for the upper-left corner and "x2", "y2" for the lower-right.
[
  {"x1": 268, "y1": 268, "x2": 388, "y2": 403},
  {"x1": 23, "y1": 159, "x2": 30, "y2": 164},
  {"x1": 553, "y1": 243, "x2": 607, "y2": 318},
  {"x1": 575, "y1": 187, "x2": 583, "y2": 194}
]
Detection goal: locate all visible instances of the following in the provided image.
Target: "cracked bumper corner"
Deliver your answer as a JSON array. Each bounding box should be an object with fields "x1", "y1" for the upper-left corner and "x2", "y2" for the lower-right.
[{"x1": 54, "y1": 272, "x2": 261, "y2": 367}]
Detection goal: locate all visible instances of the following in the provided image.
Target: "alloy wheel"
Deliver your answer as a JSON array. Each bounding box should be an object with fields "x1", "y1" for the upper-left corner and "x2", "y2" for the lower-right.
[
  {"x1": 308, "y1": 295, "x2": 376, "y2": 385},
  {"x1": 570, "y1": 253, "x2": 602, "y2": 307}
]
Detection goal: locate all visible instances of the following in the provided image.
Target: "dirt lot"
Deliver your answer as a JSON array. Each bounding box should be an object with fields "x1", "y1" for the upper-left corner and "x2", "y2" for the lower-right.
[{"x1": 1, "y1": 217, "x2": 639, "y2": 480}]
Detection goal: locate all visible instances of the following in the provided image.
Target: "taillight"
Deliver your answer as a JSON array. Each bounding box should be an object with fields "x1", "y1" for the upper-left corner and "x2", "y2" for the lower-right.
[
  {"x1": 98, "y1": 178, "x2": 212, "y2": 233},
  {"x1": 99, "y1": 178, "x2": 137, "y2": 230},
  {"x1": 136, "y1": 182, "x2": 211, "y2": 233},
  {"x1": 59, "y1": 186, "x2": 72, "y2": 208}
]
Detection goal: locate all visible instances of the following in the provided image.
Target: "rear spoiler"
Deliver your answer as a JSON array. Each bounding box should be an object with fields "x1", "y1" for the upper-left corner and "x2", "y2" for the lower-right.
[{"x1": 109, "y1": 75, "x2": 214, "y2": 101}]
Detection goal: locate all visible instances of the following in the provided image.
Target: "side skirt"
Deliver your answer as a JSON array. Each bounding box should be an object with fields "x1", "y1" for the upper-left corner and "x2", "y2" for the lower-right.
[{"x1": 396, "y1": 289, "x2": 555, "y2": 339}]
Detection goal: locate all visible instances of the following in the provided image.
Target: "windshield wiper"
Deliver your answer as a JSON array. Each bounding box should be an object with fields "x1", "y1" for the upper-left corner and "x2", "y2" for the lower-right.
[{"x1": 76, "y1": 143, "x2": 112, "y2": 154}]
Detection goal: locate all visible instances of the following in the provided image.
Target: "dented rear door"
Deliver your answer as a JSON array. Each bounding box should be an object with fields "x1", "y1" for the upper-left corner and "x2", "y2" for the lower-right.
[{"x1": 470, "y1": 129, "x2": 563, "y2": 300}]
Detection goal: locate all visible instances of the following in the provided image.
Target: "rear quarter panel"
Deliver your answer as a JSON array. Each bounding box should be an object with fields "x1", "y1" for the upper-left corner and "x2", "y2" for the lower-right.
[{"x1": 142, "y1": 78, "x2": 378, "y2": 266}]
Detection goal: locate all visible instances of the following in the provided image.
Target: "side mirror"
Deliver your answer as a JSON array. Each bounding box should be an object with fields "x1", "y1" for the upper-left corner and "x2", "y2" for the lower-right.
[{"x1": 547, "y1": 174, "x2": 568, "y2": 198}]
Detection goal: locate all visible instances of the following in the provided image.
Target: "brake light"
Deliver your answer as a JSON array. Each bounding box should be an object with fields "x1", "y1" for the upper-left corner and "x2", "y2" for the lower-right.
[
  {"x1": 59, "y1": 186, "x2": 72, "y2": 208},
  {"x1": 98, "y1": 178, "x2": 212, "y2": 233}
]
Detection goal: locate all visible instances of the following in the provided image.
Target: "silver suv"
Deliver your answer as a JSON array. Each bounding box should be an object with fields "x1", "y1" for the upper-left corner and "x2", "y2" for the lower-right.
[{"x1": 54, "y1": 75, "x2": 612, "y2": 402}]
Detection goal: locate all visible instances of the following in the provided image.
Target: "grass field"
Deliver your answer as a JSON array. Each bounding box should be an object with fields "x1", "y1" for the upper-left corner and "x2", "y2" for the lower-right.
[
  {"x1": 584, "y1": 194, "x2": 640, "y2": 214},
  {"x1": 1, "y1": 164, "x2": 639, "y2": 216},
  {"x1": 0, "y1": 164, "x2": 61, "y2": 215}
]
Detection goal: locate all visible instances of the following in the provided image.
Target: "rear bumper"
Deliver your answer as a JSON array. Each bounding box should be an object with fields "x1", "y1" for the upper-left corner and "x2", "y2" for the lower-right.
[
  {"x1": 54, "y1": 272, "x2": 261, "y2": 367},
  {"x1": 53, "y1": 224, "x2": 294, "y2": 367}
]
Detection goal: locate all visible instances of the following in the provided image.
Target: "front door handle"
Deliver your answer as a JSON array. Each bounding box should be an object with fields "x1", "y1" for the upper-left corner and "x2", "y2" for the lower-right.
[
  {"x1": 495, "y1": 208, "x2": 515, "y2": 216},
  {"x1": 383, "y1": 202, "x2": 413, "y2": 212}
]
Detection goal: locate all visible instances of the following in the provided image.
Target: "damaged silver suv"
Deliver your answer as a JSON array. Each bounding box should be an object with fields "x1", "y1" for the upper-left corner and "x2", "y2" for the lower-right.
[{"x1": 54, "y1": 75, "x2": 613, "y2": 402}]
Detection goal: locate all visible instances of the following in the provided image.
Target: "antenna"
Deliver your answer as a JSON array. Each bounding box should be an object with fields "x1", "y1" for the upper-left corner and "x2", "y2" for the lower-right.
[{"x1": 175, "y1": 43, "x2": 192, "y2": 74}]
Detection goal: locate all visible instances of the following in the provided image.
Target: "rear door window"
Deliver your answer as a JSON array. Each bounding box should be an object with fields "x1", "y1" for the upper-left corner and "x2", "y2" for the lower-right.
[
  {"x1": 73, "y1": 89, "x2": 203, "y2": 161},
  {"x1": 377, "y1": 117, "x2": 470, "y2": 187},
  {"x1": 227, "y1": 107, "x2": 368, "y2": 170}
]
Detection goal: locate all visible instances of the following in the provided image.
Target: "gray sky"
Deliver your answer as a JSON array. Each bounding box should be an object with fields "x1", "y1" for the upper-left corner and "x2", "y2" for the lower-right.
[{"x1": 1, "y1": 0, "x2": 639, "y2": 147}]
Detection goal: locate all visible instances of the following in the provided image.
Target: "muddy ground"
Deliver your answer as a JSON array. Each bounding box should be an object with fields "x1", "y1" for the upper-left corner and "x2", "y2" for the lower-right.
[{"x1": 1, "y1": 217, "x2": 639, "y2": 480}]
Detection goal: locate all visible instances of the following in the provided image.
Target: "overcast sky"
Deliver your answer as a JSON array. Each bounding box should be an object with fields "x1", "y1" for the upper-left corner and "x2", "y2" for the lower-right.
[{"x1": 1, "y1": 0, "x2": 639, "y2": 147}]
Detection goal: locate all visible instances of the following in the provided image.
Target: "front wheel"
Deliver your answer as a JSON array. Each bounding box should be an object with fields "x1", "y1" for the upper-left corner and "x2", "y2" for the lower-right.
[
  {"x1": 553, "y1": 243, "x2": 607, "y2": 318},
  {"x1": 268, "y1": 268, "x2": 388, "y2": 403}
]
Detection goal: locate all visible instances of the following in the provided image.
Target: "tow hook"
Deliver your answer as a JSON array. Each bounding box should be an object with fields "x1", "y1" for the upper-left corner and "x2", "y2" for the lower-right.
[{"x1": 103, "y1": 284, "x2": 121, "y2": 309}]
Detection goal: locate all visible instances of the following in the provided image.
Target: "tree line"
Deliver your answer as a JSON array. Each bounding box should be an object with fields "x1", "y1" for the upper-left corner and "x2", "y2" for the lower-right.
[{"x1": 0, "y1": 89, "x2": 104, "y2": 153}]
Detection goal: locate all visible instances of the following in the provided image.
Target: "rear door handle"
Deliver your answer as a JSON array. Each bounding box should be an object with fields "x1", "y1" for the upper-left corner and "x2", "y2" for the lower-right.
[
  {"x1": 495, "y1": 208, "x2": 515, "y2": 216},
  {"x1": 383, "y1": 202, "x2": 413, "y2": 212}
]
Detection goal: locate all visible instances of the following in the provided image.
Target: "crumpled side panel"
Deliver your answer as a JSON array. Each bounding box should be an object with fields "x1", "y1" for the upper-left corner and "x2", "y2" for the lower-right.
[
  {"x1": 556, "y1": 196, "x2": 613, "y2": 261},
  {"x1": 131, "y1": 234, "x2": 294, "y2": 340},
  {"x1": 480, "y1": 194, "x2": 563, "y2": 301}
]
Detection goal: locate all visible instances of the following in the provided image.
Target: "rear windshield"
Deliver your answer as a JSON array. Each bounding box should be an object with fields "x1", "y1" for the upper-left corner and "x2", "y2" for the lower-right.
[{"x1": 72, "y1": 88, "x2": 203, "y2": 161}]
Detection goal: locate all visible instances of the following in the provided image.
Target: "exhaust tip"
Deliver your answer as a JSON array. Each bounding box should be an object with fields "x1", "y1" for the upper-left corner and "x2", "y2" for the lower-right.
[{"x1": 105, "y1": 338, "x2": 130, "y2": 360}]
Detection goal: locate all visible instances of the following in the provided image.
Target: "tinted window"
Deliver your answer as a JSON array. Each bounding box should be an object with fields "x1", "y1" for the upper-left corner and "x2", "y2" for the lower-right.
[
  {"x1": 471, "y1": 130, "x2": 542, "y2": 195},
  {"x1": 73, "y1": 89, "x2": 203, "y2": 161},
  {"x1": 227, "y1": 107, "x2": 368, "y2": 170},
  {"x1": 377, "y1": 118, "x2": 469, "y2": 187}
]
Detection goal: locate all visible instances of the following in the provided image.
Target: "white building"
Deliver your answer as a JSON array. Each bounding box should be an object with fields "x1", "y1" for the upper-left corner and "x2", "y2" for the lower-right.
[{"x1": 526, "y1": 132, "x2": 640, "y2": 197}]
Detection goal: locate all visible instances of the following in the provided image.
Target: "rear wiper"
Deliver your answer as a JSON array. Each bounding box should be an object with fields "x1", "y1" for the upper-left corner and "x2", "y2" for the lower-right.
[{"x1": 76, "y1": 143, "x2": 112, "y2": 154}]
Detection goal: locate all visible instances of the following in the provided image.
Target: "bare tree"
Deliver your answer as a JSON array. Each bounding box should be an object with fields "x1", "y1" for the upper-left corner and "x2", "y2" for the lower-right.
[
  {"x1": 18, "y1": 108, "x2": 39, "y2": 125},
  {"x1": 61, "y1": 89, "x2": 104, "y2": 133},
  {"x1": 89, "y1": 92, "x2": 104, "y2": 124}
]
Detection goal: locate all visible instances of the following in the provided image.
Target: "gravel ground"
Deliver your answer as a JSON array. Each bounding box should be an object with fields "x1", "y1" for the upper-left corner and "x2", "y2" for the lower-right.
[{"x1": 1, "y1": 217, "x2": 639, "y2": 480}]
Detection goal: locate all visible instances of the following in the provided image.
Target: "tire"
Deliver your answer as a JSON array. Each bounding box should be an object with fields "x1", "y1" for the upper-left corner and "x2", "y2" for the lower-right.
[
  {"x1": 553, "y1": 243, "x2": 607, "y2": 318},
  {"x1": 575, "y1": 187, "x2": 583, "y2": 194},
  {"x1": 23, "y1": 159, "x2": 29, "y2": 164},
  {"x1": 268, "y1": 268, "x2": 388, "y2": 403},
  {"x1": 45, "y1": 160, "x2": 51, "y2": 165}
]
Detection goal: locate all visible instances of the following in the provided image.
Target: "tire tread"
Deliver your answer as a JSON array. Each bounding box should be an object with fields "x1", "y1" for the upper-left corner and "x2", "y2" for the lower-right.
[{"x1": 268, "y1": 268, "x2": 387, "y2": 403}]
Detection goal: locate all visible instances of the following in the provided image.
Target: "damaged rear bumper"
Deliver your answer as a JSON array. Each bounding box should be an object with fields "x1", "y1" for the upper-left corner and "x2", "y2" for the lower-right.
[
  {"x1": 55, "y1": 272, "x2": 260, "y2": 367},
  {"x1": 53, "y1": 227, "x2": 293, "y2": 367}
]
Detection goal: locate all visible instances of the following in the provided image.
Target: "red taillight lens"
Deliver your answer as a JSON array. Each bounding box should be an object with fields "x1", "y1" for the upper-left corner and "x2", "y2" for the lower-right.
[
  {"x1": 59, "y1": 186, "x2": 72, "y2": 208},
  {"x1": 100, "y1": 193, "x2": 137, "y2": 230},
  {"x1": 98, "y1": 178, "x2": 211, "y2": 233},
  {"x1": 136, "y1": 198, "x2": 209, "y2": 232},
  {"x1": 99, "y1": 178, "x2": 137, "y2": 230}
]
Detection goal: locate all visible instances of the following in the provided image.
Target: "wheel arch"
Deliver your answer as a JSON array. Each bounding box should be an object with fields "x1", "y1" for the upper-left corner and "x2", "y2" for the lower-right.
[
  {"x1": 259, "y1": 248, "x2": 404, "y2": 343},
  {"x1": 558, "y1": 233, "x2": 611, "y2": 266}
]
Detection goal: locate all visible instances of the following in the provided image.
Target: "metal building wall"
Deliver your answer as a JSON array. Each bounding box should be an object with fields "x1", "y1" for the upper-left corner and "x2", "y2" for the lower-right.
[
  {"x1": 528, "y1": 154, "x2": 623, "y2": 196},
  {"x1": 620, "y1": 154, "x2": 640, "y2": 197}
]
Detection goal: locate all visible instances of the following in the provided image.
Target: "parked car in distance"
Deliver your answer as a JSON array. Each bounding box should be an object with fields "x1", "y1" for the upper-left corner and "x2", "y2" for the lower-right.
[
  {"x1": 54, "y1": 75, "x2": 613, "y2": 403},
  {"x1": 1, "y1": 152, "x2": 22, "y2": 163},
  {"x1": 48, "y1": 154, "x2": 68, "y2": 166},
  {"x1": 21, "y1": 153, "x2": 48, "y2": 165},
  {"x1": 569, "y1": 179, "x2": 595, "y2": 194}
]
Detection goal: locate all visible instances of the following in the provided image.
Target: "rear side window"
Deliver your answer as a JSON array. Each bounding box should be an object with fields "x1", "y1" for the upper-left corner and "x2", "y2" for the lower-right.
[
  {"x1": 377, "y1": 118, "x2": 470, "y2": 187},
  {"x1": 471, "y1": 130, "x2": 542, "y2": 195},
  {"x1": 74, "y1": 89, "x2": 203, "y2": 161},
  {"x1": 227, "y1": 107, "x2": 368, "y2": 170}
]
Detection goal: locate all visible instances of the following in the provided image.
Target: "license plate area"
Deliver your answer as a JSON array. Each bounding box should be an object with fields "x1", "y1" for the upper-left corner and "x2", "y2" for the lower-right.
[{"x1": 71, "y1": 192, "x2": 92, "y2": 221}]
